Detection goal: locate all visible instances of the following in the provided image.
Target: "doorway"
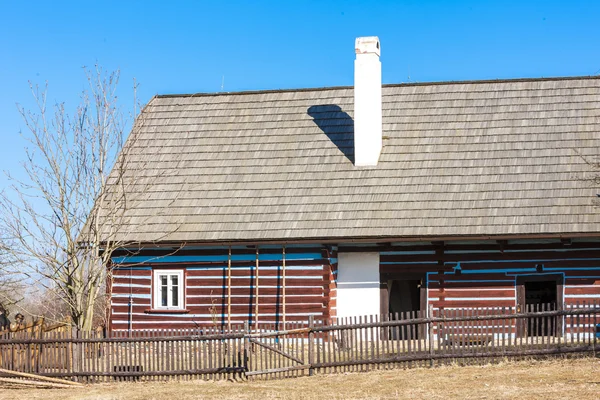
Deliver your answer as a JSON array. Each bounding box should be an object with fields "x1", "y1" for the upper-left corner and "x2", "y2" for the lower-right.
[
  {"x1": 517, "y1": 275, "x2": 563, "y2": 337},
  {"x1": 388, "y1": 279, "x2": 423, "y2": 339}
]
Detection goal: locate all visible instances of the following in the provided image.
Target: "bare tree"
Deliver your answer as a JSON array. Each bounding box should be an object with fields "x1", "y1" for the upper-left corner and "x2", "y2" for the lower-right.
[
  {"x1": 0, "y1": 239, "x2": 24, "y2": 311},
  {"x1": 0, "y1": 66, "x2": 162, "y2": 331}
]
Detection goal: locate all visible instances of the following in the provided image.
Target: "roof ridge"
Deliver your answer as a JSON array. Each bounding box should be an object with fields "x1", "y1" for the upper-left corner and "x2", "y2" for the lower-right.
[{"x1": 155, "y1": 75, "x2": 600, "y2": 98}]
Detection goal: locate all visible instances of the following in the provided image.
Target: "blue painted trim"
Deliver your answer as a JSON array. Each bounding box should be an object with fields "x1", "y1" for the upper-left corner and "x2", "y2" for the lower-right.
[
  {"x1": 113, "y1": 252, "x2": 324, "y2": 264},
  {"x1": 459, "y1": 258, "x2": 600, "y2": 264}
]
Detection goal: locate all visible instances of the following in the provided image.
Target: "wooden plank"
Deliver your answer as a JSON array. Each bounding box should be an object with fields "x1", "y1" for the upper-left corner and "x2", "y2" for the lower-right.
[
  {"x1": 185, "y1": 267, "x2": 326, "y2": 278},
  {"x1": 227, "y1": 246, "x2": 232, "y2": 330},
  {"x1": 382, "y1": 249, "x2": 600, "y2": 263},
  {"x1": 0, "y1": 367, "x2": 82, "y2": 386},
  {"x1": 249, "y1": 338, "x2": 304, "y2": 364},
  {"x1": 0, "y1": 376, "x2": 76, "y2": 388},
  {"x1": 112, "y1": 269, "x2": 152, "y2": 277},
  {"x1": 245, "y1": 364, "x2": 310, "y2": 377},
  {"x1": 112, "y1": 300, "x2": 325, "y2": 315},
  {"x1": 429, "y1": 281, "x2": 516, "y2": 289},
  {"x1": 308, "y1": 316, "x2": 314, "y2": 376},
  {"x1": 112, "y1": 245, "x2": 326, "y2": 258},
  {"x1": 428, "y1": 288, "x2": 516, "y2": 298},
  {"x1": 565, "y1": 286, "x2": 600, "y2": 295},
  {"x1": 355, "y1": 316, "x2": 360, "y2": 373},
  {"x1": 33, "y1": 366, "x2": 248, "y2": 378},
  {"x1": 428, "y1": 305, "x2": 434, "y2": 367},
  {"x1": 247, "y1": 327, "x2": 311, "y2": 339},
  {"x1": 312, "y1": 345, "x2": 597, "y2": 370},
  {"x1": 255, "y1": 247, "x2": 260, "y2": 328},
  {"x1": 186, "y1": 286, "x2": 324, "y2": 296},
  {"x1": 374, "y1": 314, "x2": 380, "y2": 370},
  {"x1": 282, "y1": 245, "x2": 286, "y2": 329}
]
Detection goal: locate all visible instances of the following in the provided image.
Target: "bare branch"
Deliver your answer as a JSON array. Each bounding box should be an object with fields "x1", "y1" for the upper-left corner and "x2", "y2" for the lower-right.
[{"x1": 0, "y1": 66, "x2": 178, "y2": 331}]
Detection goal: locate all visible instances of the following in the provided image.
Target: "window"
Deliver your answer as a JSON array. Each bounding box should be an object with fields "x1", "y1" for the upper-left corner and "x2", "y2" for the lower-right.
[{"x1": 153, "y1": 270, "x2": 184, "y2": 310}]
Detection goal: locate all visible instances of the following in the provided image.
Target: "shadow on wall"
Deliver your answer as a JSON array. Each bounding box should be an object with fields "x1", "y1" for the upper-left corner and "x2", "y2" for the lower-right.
[{"x1": 307, "y1": 105, "x2": 354, "y2": 164}]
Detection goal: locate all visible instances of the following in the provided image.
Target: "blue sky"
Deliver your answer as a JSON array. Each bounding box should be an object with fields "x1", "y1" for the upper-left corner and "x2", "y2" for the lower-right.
[{"x1": 1, "y1": 0, "x2": 599, "y2": 186}]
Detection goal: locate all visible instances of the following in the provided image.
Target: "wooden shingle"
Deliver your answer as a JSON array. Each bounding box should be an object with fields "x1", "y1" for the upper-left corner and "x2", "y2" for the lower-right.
[{"x1": 103, "y1": 77, "x2": 600, "y2": 243}]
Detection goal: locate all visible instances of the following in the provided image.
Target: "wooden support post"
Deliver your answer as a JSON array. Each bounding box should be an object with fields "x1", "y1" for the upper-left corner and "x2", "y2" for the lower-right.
[
  {"x1": 227, "y1": 246, "x2": 232, "y2": 330},
  {"x1": 255, "y1": 246, "x2": 259, "y2": 329},
  {"x1": 428, "y1": 304, "x2": 434, "y2": 367},
  {"x1": 308, "y1": 315, "x2": 314, "y2": 376},
  {"x1": 435, "y1": 241, "x2": 445, "y2": 340},
  {"x1": 282, "y1": 245, "x2": 287, "y2": 329},
  {"x1": 593, "y1": 299, "x2": 597, "y2": 356}
]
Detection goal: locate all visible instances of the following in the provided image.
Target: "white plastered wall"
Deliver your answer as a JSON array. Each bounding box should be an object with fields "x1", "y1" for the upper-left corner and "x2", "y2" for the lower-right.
[{"x1": 337, "y1": 252, "x2": 380, "y2": 318}]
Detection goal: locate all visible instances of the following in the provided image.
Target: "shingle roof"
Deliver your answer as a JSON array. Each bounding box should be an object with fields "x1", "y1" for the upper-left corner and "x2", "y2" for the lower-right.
[{"x1": 107, "y1": 76, "x2": 600, "y2": 243}]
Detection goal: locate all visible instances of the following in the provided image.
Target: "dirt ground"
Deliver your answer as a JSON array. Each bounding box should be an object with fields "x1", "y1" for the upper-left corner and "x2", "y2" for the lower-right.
[{"x1": 0, "y1": 357, "x2": 599, "y2": 400}]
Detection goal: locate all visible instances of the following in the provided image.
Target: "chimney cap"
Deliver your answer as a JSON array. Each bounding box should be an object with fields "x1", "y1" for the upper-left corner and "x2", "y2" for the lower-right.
[{"x1": 355, "y1": 36, "x2": 380, "y2": 57}]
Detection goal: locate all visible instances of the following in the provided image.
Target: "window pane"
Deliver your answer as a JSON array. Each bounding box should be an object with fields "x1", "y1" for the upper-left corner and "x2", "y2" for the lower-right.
[
  {"x1": 160, "y1": 275, "x2": 168, "y2": 307},
  {"x1": 172, "y1": 285, "x2": 179, "y2": 307},
  {"x1": 171, "y1": 275, "x2": 179, "y2": 307},
  {"x1": 161, "y1": 287, "x2": 168, "y2": 307}
]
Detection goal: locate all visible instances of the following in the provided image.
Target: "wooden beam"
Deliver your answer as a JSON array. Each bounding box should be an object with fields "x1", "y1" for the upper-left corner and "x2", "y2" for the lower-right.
[
  {"x1": 497, "y1": 240, "x2": 508, "y2": 253},
  {"x1": 245, "y1": 365, "x2": 310, "y2": 377},
  {"x1": 0, "y1": 377, "x2": 75, "y2": 389},
  {"x1": 249, "y1": 338, "x2": 303, "y2": 364},
  {"x1": 106, "y1": 231, "x2": 600, "y2": 248},
  {"x1": 435, "y1": 241, "x2": 445, "y2": 310},
  {"x1": 282, "y1": 245, "x2": 286, "y2": 329},
  {"x1": 0, "y1": 368, "x2": 83, "y2": 387},
  {"x1": 227, "y1": 246, "x2": 231, "y2": 330},
  {"x1": 255, "y1": 246, "x2": 259, "y2": 328}
]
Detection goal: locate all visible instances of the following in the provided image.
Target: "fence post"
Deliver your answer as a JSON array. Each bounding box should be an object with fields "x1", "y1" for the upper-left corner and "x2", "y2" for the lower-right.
[
  {"x1": 593, "y1": 301, "x2": 597, "y2": 357},
  {"x1": 71, "y1": 327, "x2": 80, "y2": 382},
  {"x1": 428, "y1": 304, "x2": 434, "y2": 367},
  {"x1": 35, "y1": 321, "x2": 43, "y2": 373},
  {"x1": 243, "y1": 321, "x2": 250, "y2": 376},
  {"x1": 308, "y1": 315, "x2": 314, "y2": 376}
]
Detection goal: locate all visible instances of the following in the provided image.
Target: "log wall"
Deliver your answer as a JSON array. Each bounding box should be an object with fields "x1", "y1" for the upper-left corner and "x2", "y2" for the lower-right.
[
  {"x1": 110, "y1": 245, "x2": 337, "y2": 331},
  {"x1": 109, "y1": 239, "x2": 600, "y2": 333},
  {"x1": 426, "y1": 241, "x2": 600, "y2": 312}
]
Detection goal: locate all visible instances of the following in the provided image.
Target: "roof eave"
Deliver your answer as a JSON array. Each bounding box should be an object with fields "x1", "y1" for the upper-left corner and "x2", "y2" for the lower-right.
[{"x1": 103, "y1": 231, "x2": 600, "y2": 249}]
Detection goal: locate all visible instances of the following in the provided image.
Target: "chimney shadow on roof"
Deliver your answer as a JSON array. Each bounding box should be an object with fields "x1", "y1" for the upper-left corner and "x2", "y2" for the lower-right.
[{"x1": 307, "y1": 105, "x2": 354, "y2": 164}]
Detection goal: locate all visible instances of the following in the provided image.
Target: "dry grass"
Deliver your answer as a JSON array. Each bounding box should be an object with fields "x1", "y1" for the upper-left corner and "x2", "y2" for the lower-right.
[{"x1": 0, "y1": 357, "x2": 599, "y2": 399}]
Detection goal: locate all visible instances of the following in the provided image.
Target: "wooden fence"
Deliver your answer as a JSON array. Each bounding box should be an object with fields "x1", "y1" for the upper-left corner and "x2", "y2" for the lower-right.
[{"x1": 0, "y1": 302, "x2": 599, "y2": 382}]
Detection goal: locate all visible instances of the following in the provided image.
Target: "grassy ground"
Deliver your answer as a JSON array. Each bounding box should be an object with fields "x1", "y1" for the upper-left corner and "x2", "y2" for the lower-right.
[{"x1": 0, "y1": 357, "x2": 599, "y2": 400}]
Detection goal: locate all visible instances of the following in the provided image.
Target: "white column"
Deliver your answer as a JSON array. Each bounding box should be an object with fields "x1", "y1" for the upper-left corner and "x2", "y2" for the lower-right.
[{"x1": 337, "y1": 252, "x2": 380, "y2": 318}]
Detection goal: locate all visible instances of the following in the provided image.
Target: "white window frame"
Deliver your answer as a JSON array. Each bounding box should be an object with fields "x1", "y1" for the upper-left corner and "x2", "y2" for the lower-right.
[{"x1": 153, "y1": 270, "x2": 185, "y2": 310}]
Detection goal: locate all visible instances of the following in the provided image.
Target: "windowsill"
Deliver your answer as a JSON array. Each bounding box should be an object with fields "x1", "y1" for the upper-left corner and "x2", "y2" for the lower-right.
[{"x1": 144, "y1": 309, "x2": 190, "y2": 314}]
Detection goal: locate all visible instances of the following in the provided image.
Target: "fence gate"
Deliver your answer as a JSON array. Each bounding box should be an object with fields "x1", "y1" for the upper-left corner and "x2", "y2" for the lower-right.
[{"x1": 245, "y1": 321, "x2": 313, "y2": 378}]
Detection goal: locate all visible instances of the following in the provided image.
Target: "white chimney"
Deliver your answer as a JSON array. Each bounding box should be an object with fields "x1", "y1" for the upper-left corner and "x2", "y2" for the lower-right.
[{"x1": 354, "y1": 36, "x2": 382, "y2": 167}]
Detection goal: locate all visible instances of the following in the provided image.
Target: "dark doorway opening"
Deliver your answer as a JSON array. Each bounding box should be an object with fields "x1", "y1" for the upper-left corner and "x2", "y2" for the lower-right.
[
  {"x1": 389, "y1": 279, "x2": 422, "y2": 339},
  {"x1": 524, "y1": 280, "x2": 557, "y2": 337},
  {"x1": 517, "y1": 274, "x2": 563, "y2": 338}
]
